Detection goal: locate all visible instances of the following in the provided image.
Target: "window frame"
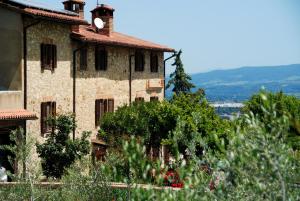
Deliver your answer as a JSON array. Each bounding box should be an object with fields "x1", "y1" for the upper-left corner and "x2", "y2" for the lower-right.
[
  {"x1": 41, "y1": 101, "x2": 56, "y2": 136},
  {"x1": 41, "y1": 43, "x2": 57, "y2": 71},
  {"x1": 95, "y1": 99, "x2": 114, "y2": 127}
]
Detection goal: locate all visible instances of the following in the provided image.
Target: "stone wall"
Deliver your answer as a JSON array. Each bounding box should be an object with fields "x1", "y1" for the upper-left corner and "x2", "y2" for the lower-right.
[
  {"x1": 26, "y1": 19, "x2": 73, "y2": 142},
  {"x1": 25, "y1": 18, "x2": 165, "y2": 141},
  {"x1": 75, "y1": 46, "x2": 164, "y2": 137}
]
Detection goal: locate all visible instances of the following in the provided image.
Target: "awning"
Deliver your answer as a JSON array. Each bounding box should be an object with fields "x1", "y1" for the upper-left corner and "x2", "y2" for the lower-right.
[{"x1": 0, "y1": 109, "x2": 37, "y2": 121}]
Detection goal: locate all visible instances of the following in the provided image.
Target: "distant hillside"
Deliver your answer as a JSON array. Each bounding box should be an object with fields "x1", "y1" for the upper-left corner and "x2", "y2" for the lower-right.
[{"x1": 166, "y1": 64, "x2": 300, "y2": 102}]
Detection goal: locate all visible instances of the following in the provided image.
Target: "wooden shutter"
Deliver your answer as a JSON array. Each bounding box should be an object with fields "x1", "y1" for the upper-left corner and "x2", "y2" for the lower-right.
[
  {"x1": 47, "y1": 45, "x2": 50, "y2": 68},
  {"x1": 135, "y1": 97, "x2": 144, "y2": 103},
  {"x1": 41, "y1": 103, "x2": 47, "y2": 135},
  {"x1": 41, "y1": 44, "x2": 45, "y2": 69},
  {"x1": 51, "y1": 102, "x2": 56, "y2": 133},
  {"x1": 104, "y1": 50, "x2": 108, "y2": 70},
  {"x1": 142, "y1": 53, "x2": 145, "y2": 71},
  {"x1": 108, "y1": 99, "x2": 114, "y2": 112},
  {"x1": 80, "y1": 48, "x2": 87, "y2": 70},
  {"x1": 150, "y1": 96, "x2": 159, "y2": 102},
  {"x1": 95, "y1": 46, "x2": 99, "y2": 71},
  {"x1": 95, "y1": 100, "x2": 100, "y2": 126},
  {"x1": 151, "y1": 54, "x2": 158, "y2": 72},
  {"x1": 51, "y1": 102, "x2": 56, "y2": 117},
  {"x1": 135, "y1": 52, "x2": 139, "y2": 71},
  {"x1": 53, "y1": 45, "x2": 57, "y2": 69}
]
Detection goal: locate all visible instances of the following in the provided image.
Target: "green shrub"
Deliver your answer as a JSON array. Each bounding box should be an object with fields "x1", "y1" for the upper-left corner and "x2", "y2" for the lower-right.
[
  {"x1": 242, "y1": 90, "x2": 300, "y2": 150},
  {"x1": 36, "y1": 114, "x2": 90, "y2": 179}
]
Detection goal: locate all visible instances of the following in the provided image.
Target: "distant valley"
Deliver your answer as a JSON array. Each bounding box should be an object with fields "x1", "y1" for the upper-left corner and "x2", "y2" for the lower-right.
[{"x1": 166, "y1": 64, "x2": 300, "y2": 103}]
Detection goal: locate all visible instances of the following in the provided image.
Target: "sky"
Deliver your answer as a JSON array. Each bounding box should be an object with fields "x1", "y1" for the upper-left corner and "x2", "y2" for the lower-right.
[{"x1": 45, "y1": 0, "x2": 300, "y2": 74}]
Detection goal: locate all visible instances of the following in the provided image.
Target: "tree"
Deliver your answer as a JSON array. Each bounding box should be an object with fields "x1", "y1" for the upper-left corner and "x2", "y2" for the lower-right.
[
  {"x1": 100, "y1": 92, "x2": 231, "y2": 158},
  {"x1": 166, "y1": 50, "x2": 195, "y2": 94},
  {"x1": 36, "y1": 114, "x2": 90, "y2": 179},
  {"x1": 242, "y1": 90, "x2": 300, "y2": 150}
]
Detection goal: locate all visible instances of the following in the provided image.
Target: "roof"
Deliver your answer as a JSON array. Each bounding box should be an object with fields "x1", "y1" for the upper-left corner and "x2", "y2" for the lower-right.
[
  {"x1": 9, "y1": 0, "x2": 78, "y2": 16},
  {"x1": 23, "y1": 7, "x2": 88, "y2": 24},
  {"x1": 0, "y1": 0, "x2": 88, "y2": 25},
  {"x1": 0, "y1": 109, "x2": 37, "y2": 121},
  {"x1": 71, "y1": 26, "x2": 175, "y2": 52},
  {"x1": 91, "y1": 4, "x2": 115, "y2": 12},
  {"x1": 63, "y1": 0, "x2": 85, "y2": 4}
]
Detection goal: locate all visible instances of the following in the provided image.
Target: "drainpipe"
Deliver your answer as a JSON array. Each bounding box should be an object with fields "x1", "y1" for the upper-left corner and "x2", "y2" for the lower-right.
[
  {"x1": 23, "y1": 19, "x2": 41, "y2": 110},
  {"x1": 22, "y1": 18, "x2": 41, "y2": 179},
  {"x1": 163, "y1": 52, "x2": 176, "y2": 98},
  {"x1": 129, "y1": 55, "x2": 135, "y2": 104},
  {"x1": 72, "y1": 44, "x2": 86, "y2": 140}
]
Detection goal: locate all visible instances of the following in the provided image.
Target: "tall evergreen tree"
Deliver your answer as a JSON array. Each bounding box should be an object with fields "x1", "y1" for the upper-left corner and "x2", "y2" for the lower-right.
[{"x1": 166, "y1": 50, "x2": 195, "y2": 94}]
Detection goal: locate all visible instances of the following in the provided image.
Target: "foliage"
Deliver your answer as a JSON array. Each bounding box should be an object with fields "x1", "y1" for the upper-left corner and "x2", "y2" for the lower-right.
[
  {"x1": 100, "y1": 137, "x2": 157, "y2": 184},
  {"x1": 101, "y1": 92, "x2": 231, "y2": 157},
  {"x1": 242, "y1": 90, "x2": 300, "y2": 149},
  {"x1": 167, "y1": 92, "x2": 231, "y2": 157},
  {"x1": 100, "y1": 101, "x2": 178, "y2": 149},
  {"x1": 36, "y1": 114, "x2": 90, "y2": 179},
  {"x1": 166, "y1": 49, "x2": 195, "y2": 94},
  {"x1": 204, "y1": 92, "x2": 300, "y2": 200}
]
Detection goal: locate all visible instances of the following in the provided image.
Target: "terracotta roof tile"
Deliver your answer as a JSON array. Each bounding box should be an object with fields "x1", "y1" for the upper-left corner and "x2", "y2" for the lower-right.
[
  {"x1": 0, "y1": 109, "x2": 37, "y2": 121},
  {"x1": 72, "y1": 26, "x2": 175, "y2": 52},
  {"x1": 24, "y1": 8, "x2": 88, "y2": 24}
]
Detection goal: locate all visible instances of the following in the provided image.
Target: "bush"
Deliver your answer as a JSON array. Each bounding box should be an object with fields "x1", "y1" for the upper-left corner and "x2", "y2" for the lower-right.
[
  {"x1": 101, "y1": 92, "x2": 232, "y2": 157},
  {"x1": 242, "y1": 90, "x2": 300, "y2": 150},
  {"x1": 36, "y1": 114, "x2": 90, "y2": 179}
]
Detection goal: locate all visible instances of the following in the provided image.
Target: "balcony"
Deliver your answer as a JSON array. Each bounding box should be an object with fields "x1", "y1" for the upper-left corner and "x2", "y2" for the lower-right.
[{"x1": 146, "y1": 79, "x2": 164, "y2": 91}]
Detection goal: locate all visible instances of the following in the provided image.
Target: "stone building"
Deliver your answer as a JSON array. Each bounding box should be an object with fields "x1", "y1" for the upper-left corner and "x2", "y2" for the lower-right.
[{"x1": 0, "y1": 0, "x2": 174, "y2": 170}]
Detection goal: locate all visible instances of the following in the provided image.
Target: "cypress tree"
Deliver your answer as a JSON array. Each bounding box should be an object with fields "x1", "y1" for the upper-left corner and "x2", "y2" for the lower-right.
[{"x1": 166, "y1": 50, "x2": 195, "y2": 94}]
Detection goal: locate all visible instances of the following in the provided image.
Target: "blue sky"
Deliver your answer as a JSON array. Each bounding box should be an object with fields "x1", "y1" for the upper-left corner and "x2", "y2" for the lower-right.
[{"x1": 46, "y1": 0, "x2": 300, "y2": 74}]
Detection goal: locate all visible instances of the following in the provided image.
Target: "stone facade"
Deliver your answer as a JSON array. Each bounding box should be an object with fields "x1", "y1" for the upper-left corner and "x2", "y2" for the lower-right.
[
  {"x1": 26, "y1": 19, "x2": 73, "y2": 142},
  {"x1": 25, "y1": 18, "x2": 165, "y2": 141},
  {"x1": 75, "y1": 46, "x2": 164, "y2": 137}
]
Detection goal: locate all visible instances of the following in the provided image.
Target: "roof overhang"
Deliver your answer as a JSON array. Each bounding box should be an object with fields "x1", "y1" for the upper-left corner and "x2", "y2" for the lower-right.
[
  {"x1": 71, "y1": 32, "x2": 175, "y2": 52},
  {"x1": 0, "y1": 109, "x2": 37, "y2": 121},
  {"x1": 0, "y1": 1, "x2": 88, "y2": 25}
]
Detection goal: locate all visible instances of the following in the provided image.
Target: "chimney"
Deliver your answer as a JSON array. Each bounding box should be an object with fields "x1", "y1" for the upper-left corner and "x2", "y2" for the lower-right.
[
  {"x1": 63, "y1": 0, "x2": 85, "y2": 19},
  {"x1": 91, "y1": 4, "x2": 115, "y2": 36}
]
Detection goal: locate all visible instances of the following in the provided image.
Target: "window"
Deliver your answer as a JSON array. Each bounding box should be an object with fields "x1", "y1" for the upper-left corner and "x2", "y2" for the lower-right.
[
  {"x1": 41, "y1": 102, "x2": 56, "y2": 135},
  {"x1": 95, "y1": 46, "x2": 108, "y2": 71},
  {"x1": 150, "y1": 53, "x2": 159, "y2": 72},
  {"x1": 150, "y1": 96, "x2": 159, "y2": 102},
  {"x1": 41, "y1": 44, "x2": 57, "y2": 70},
  {"x1": 135, "y1": 51, "x2": 145, "y2": 72},
  {"x1": 135, "y1": 97, "x2": 144, "y2": 102},
  {"x1": 95, "y1": 99, "x2": 114, "y2": 127},
  {"x1": 80, "y1": 48, "x2": 87, "y2": 70}
]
